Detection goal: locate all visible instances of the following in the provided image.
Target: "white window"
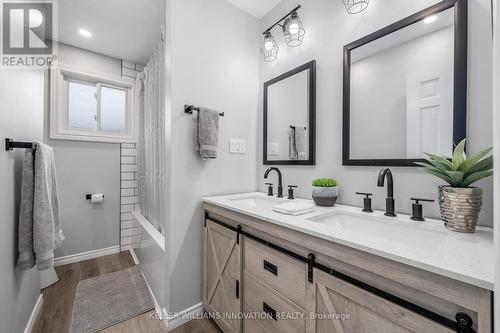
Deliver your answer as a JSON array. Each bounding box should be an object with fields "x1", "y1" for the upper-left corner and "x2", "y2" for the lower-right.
[
  {"x1": 100, "y1": 85, "x2": 127, "y2": 133},
  {"x1": 68, "y1": 81, "x2": 98, "y2": 131},
  {"x1": 50, "y1": 64, "x2": 137, "y2": 143}
]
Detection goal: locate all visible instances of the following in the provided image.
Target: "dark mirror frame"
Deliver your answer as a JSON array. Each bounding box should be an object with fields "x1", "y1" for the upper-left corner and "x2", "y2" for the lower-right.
[
  {"x1": 264, "y1": 60, "x2": 316, "y2": 165},
  {"x1": 342, "y1": 0, "x2": 467, "y2": 167}
]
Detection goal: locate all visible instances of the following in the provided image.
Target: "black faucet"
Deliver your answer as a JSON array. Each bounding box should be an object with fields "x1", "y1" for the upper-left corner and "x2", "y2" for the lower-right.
[
  {"x1": 377, "y1": 168, "x2": 396, "y2": 217},
  {"x1": 264, "y1": 167, "x2": 283, "y2": 198}
]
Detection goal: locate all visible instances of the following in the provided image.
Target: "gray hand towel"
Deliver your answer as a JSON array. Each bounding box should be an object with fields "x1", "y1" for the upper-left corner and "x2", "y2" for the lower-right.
[
  {"x1": 17, "y1": 142, "x2": 64, "y2": 271},
  {"x1": 289, "y1": 127, "x2": 298, "y2": 160},
  {"x1": 295, "y1": 127, "x2": 307, "y2": 160},
  {"x1": 17, "y1": 150, "x2": 35, "y2": 270},
  {"x1": 195, "y1": 108, "x2": 220, "y2": 160}
]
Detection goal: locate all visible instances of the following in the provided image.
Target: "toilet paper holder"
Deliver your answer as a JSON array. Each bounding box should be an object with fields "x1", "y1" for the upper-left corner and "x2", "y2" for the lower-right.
[{"x1": 86, "y1": 194, "x2": 105, "y2": 200}]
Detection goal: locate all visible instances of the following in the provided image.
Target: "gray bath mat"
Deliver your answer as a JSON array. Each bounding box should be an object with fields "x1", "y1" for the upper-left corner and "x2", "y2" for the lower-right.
[{"x1": 70, "y1": 266, "x2": 155, "y2": 333}]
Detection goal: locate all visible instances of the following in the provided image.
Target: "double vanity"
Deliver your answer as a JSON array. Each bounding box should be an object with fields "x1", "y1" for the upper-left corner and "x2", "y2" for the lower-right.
[
  {"x1": 201, "y1": 1, "x2": 493, "y2": 332},
  {"x1": 202, "y1": 192, "x2": 493, "y2": 333}
]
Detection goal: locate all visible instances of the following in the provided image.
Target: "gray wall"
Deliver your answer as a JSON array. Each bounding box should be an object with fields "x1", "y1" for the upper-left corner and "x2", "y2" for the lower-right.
[
  {"x1": 46, "y1": 44, "x2": 123, "y2": 257},
  {"x1": 166, "y1": 0, "x2": 260, "y2": 312},
  {"x1": 0, "y1": 70, "x2": 43, "y2": 333},
  {"x1": 350, "y1": 26, "x2": 454, "y2": 159},
  {"x1": 258, "y1": 0, "x2": 494, "y2": 227},
  {"x1": 49, "y1": 141, "x2": 120, "y2": 257},
  {"x1": 492, "y1": 0, "x2": 500, "y2": 328}
]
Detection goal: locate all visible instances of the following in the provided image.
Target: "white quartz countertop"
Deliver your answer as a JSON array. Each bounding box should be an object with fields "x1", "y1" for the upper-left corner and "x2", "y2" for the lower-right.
[{"x1": 203, "y1": 192, "x2": 494, "y2": 290}]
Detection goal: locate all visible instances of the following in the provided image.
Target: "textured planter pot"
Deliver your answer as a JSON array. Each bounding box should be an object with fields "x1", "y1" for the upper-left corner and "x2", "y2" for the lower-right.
[
  {"x1": 440, "y1": 186, "x2": 483, "y2": 233},
  {"x1": 312, "y1": 186, "x2": 338, "y2": 207},
  {"x1": 438, "y1": 185, "x2": 447, "y2": 226}
]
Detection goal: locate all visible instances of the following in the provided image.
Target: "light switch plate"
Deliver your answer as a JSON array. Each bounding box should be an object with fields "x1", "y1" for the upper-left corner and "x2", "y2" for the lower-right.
[
  {"x1": 230, "y1": 138, "x2": 246, "y2": 154},
  {"x1": 267, "y1": 142, "x2": 279, "y2": 156}
]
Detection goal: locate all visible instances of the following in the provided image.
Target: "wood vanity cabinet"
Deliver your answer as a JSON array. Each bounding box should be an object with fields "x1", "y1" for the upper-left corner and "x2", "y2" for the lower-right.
[{"x1": 202, "y1": 205, "x2": 492, "y2": 333}]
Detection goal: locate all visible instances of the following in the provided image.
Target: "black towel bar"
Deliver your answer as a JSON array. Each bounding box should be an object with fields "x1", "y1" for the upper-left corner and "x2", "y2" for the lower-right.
[
  {"x1": 5, "y1": 138, "x2": 36, "y2": 151},
  {"x1": 184, "y1": 105, "x2": 224, "y2": 117},
  {"x1": 290, "y1": 125, "x2": 306, "y2": 130}
]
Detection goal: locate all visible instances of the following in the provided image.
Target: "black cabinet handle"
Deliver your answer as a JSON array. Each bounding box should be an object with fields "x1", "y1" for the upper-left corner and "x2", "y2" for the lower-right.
[
  {"x1": 235, "y1": 280, "x2": 239, "y2": 299},
  {"x1": 263, "y1": 260, "x2": 278, "y2": 276},
  {"x1": 263, "y1": 302, "x2": 277, "y2": 321}
]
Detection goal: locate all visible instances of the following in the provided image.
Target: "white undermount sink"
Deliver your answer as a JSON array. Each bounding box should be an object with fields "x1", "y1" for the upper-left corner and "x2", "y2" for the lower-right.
[
  {"x1": 228, "y1": 194, "x2": 286, "y2": 209},
  {"x1": 307, "y1": 210, "x2": 448, "y2": 248}
]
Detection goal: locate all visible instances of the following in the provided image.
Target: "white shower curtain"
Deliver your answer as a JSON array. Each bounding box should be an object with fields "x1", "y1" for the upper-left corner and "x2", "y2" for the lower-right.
[{"x1": 136, "y1": 39, "x2": 165, "y2": 232}]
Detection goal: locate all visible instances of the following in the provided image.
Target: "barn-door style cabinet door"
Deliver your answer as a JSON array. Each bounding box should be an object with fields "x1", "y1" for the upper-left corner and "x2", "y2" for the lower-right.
[
  {"x1": 310, "y1": 269, "x2": 454, "y2": 333},
  {"x1": 203, "y1": 219, "x2": 242, "y2": 333}
]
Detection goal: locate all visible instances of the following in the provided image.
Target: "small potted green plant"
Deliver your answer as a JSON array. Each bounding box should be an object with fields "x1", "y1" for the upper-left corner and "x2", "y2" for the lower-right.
[
  {"x1": 415, "y1": 139, "x2": 493, "y2": 233},
  {"x1": 312, "y1": 178, "x2": 338, "y2": 207}
]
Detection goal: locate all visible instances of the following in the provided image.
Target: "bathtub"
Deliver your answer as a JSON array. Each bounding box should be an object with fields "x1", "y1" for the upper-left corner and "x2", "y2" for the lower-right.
[{"x1": 132, "y1": 211, "x2": 166, "y2": 318}]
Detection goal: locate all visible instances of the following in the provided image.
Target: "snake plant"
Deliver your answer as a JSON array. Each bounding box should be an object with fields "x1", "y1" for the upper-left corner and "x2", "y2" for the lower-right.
[{"x1": 415, "y1": 139, "x2": 493, "y2": 188}]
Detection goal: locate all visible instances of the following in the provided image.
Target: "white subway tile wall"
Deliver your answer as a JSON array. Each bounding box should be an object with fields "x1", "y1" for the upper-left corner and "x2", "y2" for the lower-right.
[
  {"x1": 119, "y1": 61, "x2": 145, "y2": 251},
  {"x1": 120, "y1": 143, "x2": 141, "y2": 251},
  {"x1": 121, "y1": 60, "x2": 145, "y2": 80}
]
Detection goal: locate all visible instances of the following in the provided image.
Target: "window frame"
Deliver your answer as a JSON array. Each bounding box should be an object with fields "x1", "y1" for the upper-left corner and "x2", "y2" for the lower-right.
[{"x1": 50, "y1": 63, "x2": 137, "y2": 143}]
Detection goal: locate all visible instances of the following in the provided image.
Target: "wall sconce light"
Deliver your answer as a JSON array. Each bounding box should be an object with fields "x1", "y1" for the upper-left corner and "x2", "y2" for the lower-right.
[
  {"x1": 261, "y1": 5, "x2": 305, "y2": 62},
  {"x1": 261, "y1": 32, "x2": 279, "y2": 62},
  {"x1": 283, "y1": 11, "x2": 305, "y2": 47},
  {"x1": 343, "y1": 0, "x2": 370, "y2": 14}
]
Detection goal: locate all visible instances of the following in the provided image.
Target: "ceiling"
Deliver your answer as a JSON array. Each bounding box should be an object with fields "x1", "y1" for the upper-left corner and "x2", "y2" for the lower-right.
[
  {"x1": 224, "y1": 0, "x2": 283, "y2": 19},
  {"x1": 58, "y1": 0, "x2": 165, "y2": 64},
  {"x1": 352, "y1": 8, "x2": 454, "y2": 63}
]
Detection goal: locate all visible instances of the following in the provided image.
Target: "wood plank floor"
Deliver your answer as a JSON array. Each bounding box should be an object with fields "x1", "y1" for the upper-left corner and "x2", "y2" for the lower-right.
[
  {"x1": 100, "y1": 312, "x2": 165, "y2": 333},
  {"x1": 33, "y1": 251, "x2": 165, "y2": 333},
  {"x1": 169, "y1": 318, "x2": 222, "y2": 333}
]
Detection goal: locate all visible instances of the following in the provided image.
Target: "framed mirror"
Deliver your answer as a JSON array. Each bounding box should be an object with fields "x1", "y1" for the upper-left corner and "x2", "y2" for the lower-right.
[
  {"x1": 343, "y1": 0, "x2": 467, "y2": 166},
  {"x1": 264, "y1": 60, "x2": 316, "y2": 165}
]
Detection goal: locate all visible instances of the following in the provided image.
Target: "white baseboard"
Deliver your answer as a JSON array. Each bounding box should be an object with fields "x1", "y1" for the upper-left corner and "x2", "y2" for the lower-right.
[
  {"x1": 166, "y1": 303, "x2": 204, "y2": 331},
  {"x1": 24, "y1": 294, "x2": 43, "y2": 333},
  {"x1": 54, "y1": 245, "x2": 120, "y2": 266},
  {"x1": 136, "y1": 267, "x2": 168, "y2": 330}
]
